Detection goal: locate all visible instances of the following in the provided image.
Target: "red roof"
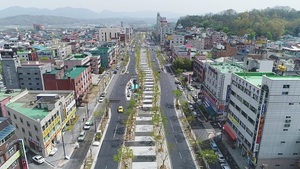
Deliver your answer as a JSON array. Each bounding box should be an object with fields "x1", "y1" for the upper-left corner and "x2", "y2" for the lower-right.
[{"x1": 185, "y1": 44, "x2": 193, "y2": 49}]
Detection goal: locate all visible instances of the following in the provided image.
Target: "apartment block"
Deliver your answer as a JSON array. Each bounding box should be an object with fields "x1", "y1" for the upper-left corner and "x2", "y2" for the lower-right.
[
  {"x1": 227, "y1": 72, "x2": 300, "y2": 168},
  {"x1": 99, "y1": 28, "x2": 120, "y2": 42},
  {"x1": 5, "y1": 90, "x2": 76, "y2": 157}
]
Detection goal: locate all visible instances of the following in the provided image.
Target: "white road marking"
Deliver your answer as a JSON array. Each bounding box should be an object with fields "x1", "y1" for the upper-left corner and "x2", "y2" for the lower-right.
[
  {"x1": 113, "y1": 124, "x2": 119, "y2": 138},
  {"x1": 105, "y1": 166, "x2": 108, "y2": 169},
  {"x1": 179, "y1": 152, "x2": 183, "y2": 159},
  {"x1": 170, "y1": 120, "x2": 175, "y2": 131},
  {"x1": 118, "y1": 114, "x2": 120, "y2": 119},
  {"x1": 175, "y1": 138, "x2": 178, "y2": 144}
]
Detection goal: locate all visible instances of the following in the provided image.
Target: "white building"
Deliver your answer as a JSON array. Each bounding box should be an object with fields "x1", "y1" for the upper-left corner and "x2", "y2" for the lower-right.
[
  {"x1": 202, "y1": 63, "x2": 243, "y2": 118},
  {"x1": 227, "y1": 72, "x2": 300, "y2": 168},
  {"x1": 243, "y1": 57, "x2": 274, "y2": 72},
  {"x1": 170, "y1": 35, "x2": 184, "y2": 48},
  {"x1": 186, "y1": 38, "x2": 205, "y2": 51},
  {"x1": 5, "y1": 90, "x2": 77, "y2": 157},
  {"x1": 160, "y1": 23, "x2": 175, "y2": 45},
  {"x1": 99, "y1": 28, "x2": 120, "y2": 42}
]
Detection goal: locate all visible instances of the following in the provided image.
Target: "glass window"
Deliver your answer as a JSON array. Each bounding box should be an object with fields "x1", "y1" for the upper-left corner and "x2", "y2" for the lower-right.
[{"x1": 283, "y1": 85, "x2": 290, "y2": 88}]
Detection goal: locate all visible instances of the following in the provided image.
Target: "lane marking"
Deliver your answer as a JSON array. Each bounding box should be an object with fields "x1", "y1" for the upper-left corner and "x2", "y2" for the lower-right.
[
  {"x1": 179, "y1": 152, "x2": 183, "y2": 159},
  {"x1": 175, "y1": 138, "x2": 178, "y2": 144},
  {"x1": 113, "y1": 124, "x2": 119, "y2": 138},
  {"x1": 170, "y1": 120, "x2": 175, "y2": 131},
  {"x1": 105, "y1": 166, "x2": 108, "y2": 169}
]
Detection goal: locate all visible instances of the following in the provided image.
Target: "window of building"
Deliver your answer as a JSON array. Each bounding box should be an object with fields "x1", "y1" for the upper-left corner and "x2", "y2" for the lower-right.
[
  {"x1": 283, "y1": 129, "x2": 288, "y2": 131},
  {"x1": 28, "y1": 78, "x2": 31, "y2": 80},
  {"x1": 29, "y1": 83, "x2": 32, "y2": 85},
  {"x1": 36, "y1": 136, "x2": 40, "y2": 142},
  {"x1": 282, "y1": 92, "x2": 289, "y2": 95},
  {"x1": 283, "y1": 85, "x2": 290, "y2": 88},
  {"x1": 21, "y1": 83, "x2": 24, "y2": 85},
  {"x1": 28, "y1": 131, "x2": 32, "y2": 137},
  {"x1": 8, "y1": 147, "x2": 15, "y2": 156},
  {"x1": 289, "y1": 103, "x2": 294, "y2": 105},
  {"x1": 13, "y1": 114, "x2": 16, "y2": 119},
  {"x1": 290, "y1": 164, "x2": 295, "y2": 166},
  {"x1": 286, "y1": 116, "x2": 291, "y2": 118},
  {"x1": 15, "y1": 124, "x2": 18, "y2": 129},
  {"x1": 35, "y1": 78, "x2": 40, "y2": 80},
  {"x1": 34, "y1": 73, "x2": 38, "y2": 75},
  {"x1": 296, "y1": 141, "x2": 300, "y2": 143},
  {"x1": 280, "y1": 141, "x2": 285, "y2": 143},
  {"x1": 27, "y1": 73, "x2": 30, "y2": 75},
  {"x1": 20, "y1": 117, "x2": 23, "y2": 123},
  {"x1": 275, "y1": 164, "x2": 280, "y2": 166},
  {"x1": 284, "y1": 124, "x2": 290, "y2": 127},
  {"x1": 293, "y1": 153, "x2": 298, "y2": 155},
  {"x1": 34, "y1": 125, "x2": 38, "y2": 131},
  {"x1": 22, "y1": 128, "x2": 25, "y2": 133},
  {"x1": 278, "y1": 153, "x2": 283, "y2": 155},
  {"x1": 7, "y1": 111, "x2": 10, "y2": 116}
]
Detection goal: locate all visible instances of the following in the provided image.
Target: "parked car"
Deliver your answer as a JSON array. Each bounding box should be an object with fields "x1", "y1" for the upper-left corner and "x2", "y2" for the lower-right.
[
  {"x1": 215, "y1": 151, "x2": 226, "y2": 163},
  {"x1": 77, "y1": 131, "x2": 86, "y2": 142},
  {"x1": 210, "y1": 140, "x2": 218, "y2": 151},
  {"x1": 221, "y1": 163, "x2": 231, "y2": 169},
  {"x1": 189, "y1": 104, "x2": 194, "y2": 111},
  {"x1": 113, "y1": 70, "x2": 117, "y2": 74},
  {"x1": 100, "y1": 92, "x2": 106, "y2": 97},
  {"x1": 98, "y1": 97, "x2": 104, "y2": 103},
  {"x1": 83, "y1": 124, "x2": 91, "y2": 130},
  {"x1": 49, "y1": 148, "x2": 58, "y2": 156},
  {"x1": 32, "y1": 155, "x2": 45, "y2": 164}
]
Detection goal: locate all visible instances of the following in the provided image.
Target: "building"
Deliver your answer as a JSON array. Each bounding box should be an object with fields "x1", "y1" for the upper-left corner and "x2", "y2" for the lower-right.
[
  {"x1": 18, "y1": 62, "x2": 52, "y2": 90},
  {"x1": 63, "y1": 53, "x2": 91, "y2": 71},
  {"x1": 202, "y1": 63, "x2": 243, "y2": 119},
  {"x1": 0, "y1": 50, "x2": 52, "y2": 90},
  {"x1": 227, "y1": 72, "x2": 300, "y2": 168},
  {"x1": 89, "y1": 43, "x2": 115, "y2": 68},
  {"x1": 90, "y1": 55, "x2": 101, "y2": 74},
  {"x1": 16, "y1": 50, "x2": 32, "y2": 62},
  {"x1": 99, "y1": 28, "x2": 120, "y2": 42},
  {"x1": 211, "y1": 43, "x2": 238, "y2": 59},
  {"x1": 0, "y1": 117, "x2": 28, "y2": 169},
  {"x1": 5, "y1": 90, "x2": 76, "y2": 157},
  {"x1": 0, "y1": 90, "x2": 22, "y2": 117},
  {"x1": 43, "y1": 66, "x2": 91, "y2": 105},
  {"x1": 0, "y1": 50, "x2": 21, "y2": 89},
  {"x1": 193, "y1": 56, "x2": 213, "y2": 83}
]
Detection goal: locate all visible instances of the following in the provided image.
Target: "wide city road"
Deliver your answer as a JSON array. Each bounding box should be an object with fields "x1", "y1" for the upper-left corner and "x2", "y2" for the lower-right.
[
  {"x1": 149, "y1": 45, "x2": 197, "y2": 169},
  {"x1": 95, "y1": 49, "x2": 136, "y2": 169}
]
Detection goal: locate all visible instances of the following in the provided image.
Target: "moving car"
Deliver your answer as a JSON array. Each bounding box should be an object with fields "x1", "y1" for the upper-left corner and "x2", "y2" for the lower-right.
[
  {"x1": 118, "y1": 106, "x2": 124, "y2": 113},
  {"x1": 83, "y1": 124, "x2": 91, "y2": 130},
  {"x1": 77, "y1": 131, "x2": 86, "y2": 142},
  {"x1": 49, "y1": 148, "x2": 58, "y2": 156},
  {"x1": 32, "y1": 155, "x2": 45, "y2": 164}
]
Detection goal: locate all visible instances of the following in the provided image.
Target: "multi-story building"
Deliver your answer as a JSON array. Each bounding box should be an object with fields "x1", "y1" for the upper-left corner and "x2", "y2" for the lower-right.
[
  {"x1": 99, "y1": 28, "x2": 120, "y2": 42},
  {"x1": 5, "y1": 90, "x2": 76, "y2": 157},
  {"x1": 193, "y1": 56, "x2": 213, "y2": 83},
  {"x1": 16, "y1": 50, "x2": 32, "y2": 62},
  {"x1": 89, "y1": 43, "x2": 115, "y2": 68},
  {"x1": 227, "y1": 72, "x2": 300, "y2": 168},
  {"x1": 1, "y1": 50, "x2": 21, "y2": 89},
  {"x1": 187, "y1": 38, "x2": 205, "y2": 51},
  {"x1": 0, "y1": 117, "x2": 28, "y2": 169},
  {"x1": 18, "y1": 62, "x2": 52, "y2": 90},
  {"x1": 64, "y1": 53, "x2": 91, "y2": 71},
  {"x1": 170, "y1": 35, "x2": 185, "y2": 48},
  {"x1": 211, "y1": 43, "x2": 238, "y2": 59},
  {"x1": 90, "y1": 55, "x2": 101, "y2": 74},
  {"x1": 202, "y1": 63, "x2": 243, "y2": 118},
  {"x1": 43, "y1": 66, "x2": 91, "y2": 105},
  {"x1": 1, "y1": 50, "x2": 52, "y2": 90}
]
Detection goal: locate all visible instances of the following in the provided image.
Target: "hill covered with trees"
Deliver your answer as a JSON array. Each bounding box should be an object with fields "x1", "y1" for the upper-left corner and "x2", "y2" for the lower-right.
[{"x1": 176, "y1": 6, "x2": 300, "y2": 40}]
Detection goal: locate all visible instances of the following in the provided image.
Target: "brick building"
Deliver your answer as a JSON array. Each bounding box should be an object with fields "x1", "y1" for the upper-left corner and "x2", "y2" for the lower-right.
[{"x1": 43, "y1": 66, "x2": 91, "y2": 105}]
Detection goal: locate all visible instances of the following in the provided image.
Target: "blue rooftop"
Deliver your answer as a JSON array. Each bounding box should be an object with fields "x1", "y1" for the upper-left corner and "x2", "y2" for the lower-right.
[{"x1": 0, "y1": 125, "x2": 15, "y2": 141}]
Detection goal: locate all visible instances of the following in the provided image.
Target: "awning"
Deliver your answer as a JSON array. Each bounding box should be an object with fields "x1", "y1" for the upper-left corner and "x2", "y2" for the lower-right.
[{"x1": 223, "y1": 124, "x2": 237, "y2": 140}]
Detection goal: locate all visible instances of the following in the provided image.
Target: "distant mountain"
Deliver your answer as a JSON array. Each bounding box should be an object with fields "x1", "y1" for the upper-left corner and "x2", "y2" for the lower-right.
[{"x1": 0, "y1": 6, "x2": 183, "y2": 20}]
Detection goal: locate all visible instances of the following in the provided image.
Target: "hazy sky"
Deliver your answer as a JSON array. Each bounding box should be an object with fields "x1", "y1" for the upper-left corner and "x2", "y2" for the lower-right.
[{"x1": 2, "y1": 0, "x2": 300, "y2": 15}]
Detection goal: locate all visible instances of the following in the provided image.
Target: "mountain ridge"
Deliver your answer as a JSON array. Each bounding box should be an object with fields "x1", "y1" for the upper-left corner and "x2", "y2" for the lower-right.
[{"x1": 0, "y1": 6, "x2": 183, "y2": 19}]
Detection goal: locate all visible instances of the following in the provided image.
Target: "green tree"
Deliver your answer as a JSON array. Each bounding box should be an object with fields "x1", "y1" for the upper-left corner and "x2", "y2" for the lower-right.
[
  {"x1": 201, "y1": 149, "x2": 218, "y2": 164},
  {"x1": 113, "y1": 146, "x2": 135, "y2": 168},
  {"x1": 172, "y1": 90, "x2": 182, "y2": 109}
]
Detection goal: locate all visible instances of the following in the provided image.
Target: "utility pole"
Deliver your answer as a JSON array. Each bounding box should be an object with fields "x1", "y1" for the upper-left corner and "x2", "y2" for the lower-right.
[{"x1": 61, "y1": 130, "x2": 68, "y2": 159}]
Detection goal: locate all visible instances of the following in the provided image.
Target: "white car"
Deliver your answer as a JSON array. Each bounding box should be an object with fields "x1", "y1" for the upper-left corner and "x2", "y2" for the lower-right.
[
  {"x1": 215, "y1": 152, "x2": 226, "y2": 163},
  {"x1": 32, "y1": 155, "x2": 45, "y2": 164},
  {"x1": 98, "y1": 97, "x2": 104, "y2": 103},
  {"x1": 221, "y1": 163, "x2": 231, "y2": 169},
  {"x1": 49, "y1": 148, "x2": 58, "y2": 156}
]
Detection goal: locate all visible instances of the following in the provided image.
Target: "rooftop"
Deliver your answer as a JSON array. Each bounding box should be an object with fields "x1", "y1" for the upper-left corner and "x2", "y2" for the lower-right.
[
  {"x1": 235, "y1": 72, "x2": 300, "y2": 87},
  {"x1": 63, "y1": 66, "x2": 88, "y2": 79},
  {"x1": 6, "y1": 91, "x2": 71, "y2": 121},
  {"x1": 0, "y1": 90, "x2": 22, "y2": 101},
  {"x1": 210, "y1": 63, "x2": 244, "y2": 74}
]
